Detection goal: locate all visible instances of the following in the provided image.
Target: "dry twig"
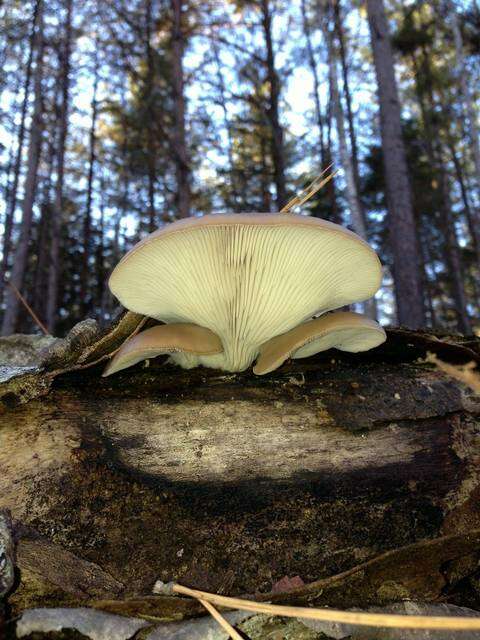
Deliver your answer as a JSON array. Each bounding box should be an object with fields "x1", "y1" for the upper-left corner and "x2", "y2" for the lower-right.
[
  {"x1": 7, "y1": 281, "x2": 49, "y2": 336},
  {"x1": 172, "y1": 583, "x2": 480, "y2": 632},
  {"x1": 198, "y1": 598, "x2": 244, "y2": 640}
]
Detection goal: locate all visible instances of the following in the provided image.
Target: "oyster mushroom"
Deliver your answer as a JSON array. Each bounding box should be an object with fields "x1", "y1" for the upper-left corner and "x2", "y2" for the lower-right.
[
  {"x1": 254, "y1": 311, "x2": 386, "y2": 375},
  {"x1": 103, "y1": 323, "x2": 223, "y2": 377},
  {"x1": 105, "y1": 213, "x2": 385, "y2": 375}
]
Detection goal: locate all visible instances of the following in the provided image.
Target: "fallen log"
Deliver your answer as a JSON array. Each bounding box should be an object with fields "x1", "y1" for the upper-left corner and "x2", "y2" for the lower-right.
[{"x1": 1, "y1": 317, "x2": 480, "y2": 628}]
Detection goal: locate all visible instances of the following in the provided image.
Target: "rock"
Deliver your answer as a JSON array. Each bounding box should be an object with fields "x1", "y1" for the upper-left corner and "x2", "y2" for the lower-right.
[{"x1": 16, "y1": 607, "x2": 150, "y2": 640}]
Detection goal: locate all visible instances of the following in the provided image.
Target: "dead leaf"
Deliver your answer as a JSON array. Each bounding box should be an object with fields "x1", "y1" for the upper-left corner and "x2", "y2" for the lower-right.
[{"x1": 271, "y1": 575, "x2": 305, "y2": 594}]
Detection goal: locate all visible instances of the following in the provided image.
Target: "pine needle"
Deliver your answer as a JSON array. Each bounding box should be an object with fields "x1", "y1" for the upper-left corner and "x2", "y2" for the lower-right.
[
  {"x1": 198, "y1": 598, "x2": 244, "y2": 640},
  {"x1": 7, "y1": 281, "x2": 49, "y2": 336},
  {"x1": 172, "y1": 583, "x2": 480, "y2": 631},
  {"x1": 280, "y1": 164, "x2": 338, "y2": 214}
]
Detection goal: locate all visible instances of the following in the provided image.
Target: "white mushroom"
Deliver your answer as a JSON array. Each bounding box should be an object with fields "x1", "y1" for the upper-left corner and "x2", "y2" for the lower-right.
[
  {"x1": 106, "y1": 213, "x2": 384, "y2": 374},
  {"x1": 253, "y1": 311, "x2": 386, "y2": 375},
  {"x1": 103, "y1": 323, "x2": 223, "y2": 377}
]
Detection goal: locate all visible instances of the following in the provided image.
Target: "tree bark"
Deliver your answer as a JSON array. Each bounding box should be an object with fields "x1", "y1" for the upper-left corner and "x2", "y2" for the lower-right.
[
  {"x1": 45, "y1": 0, "x2": 73, "y2": 334},
  {"x1": 1, "y1": 0, "x2": 45, "y2": 336},
  {"x1": 1, "y1": 318, "x2": 480, "y2": 619},
  {"x1": 366, "y1": 0, "x2": 425, "y2": 329},
  {"x1": 260, "y1": 0, "x2": 287, "y2": 211},
  {"x1": 171, "y1": 0, "x2": 191, "y2": 219}
]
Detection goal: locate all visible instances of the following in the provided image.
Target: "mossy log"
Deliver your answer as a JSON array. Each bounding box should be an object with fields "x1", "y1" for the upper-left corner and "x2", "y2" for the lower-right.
[{"x1": 1, "y1": 315, "x2": 480, "y2": 629}]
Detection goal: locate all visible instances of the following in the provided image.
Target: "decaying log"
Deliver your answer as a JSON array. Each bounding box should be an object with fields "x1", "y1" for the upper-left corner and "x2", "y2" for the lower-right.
[{"x1": 1, "y1": 316, "x2": 480, "y2": 633}]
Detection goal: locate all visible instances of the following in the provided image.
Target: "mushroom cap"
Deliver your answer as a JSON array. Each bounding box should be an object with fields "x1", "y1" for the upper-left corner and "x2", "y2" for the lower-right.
[
  {"x1": 102, "y1": 323, "x2": 223, "y2": 377},
  {"x1": 253, "y1": 311, "x2": 386, "y2": 375},
  {"x1": 109, "y1": 213, "x2": 383, "y2": 372}
]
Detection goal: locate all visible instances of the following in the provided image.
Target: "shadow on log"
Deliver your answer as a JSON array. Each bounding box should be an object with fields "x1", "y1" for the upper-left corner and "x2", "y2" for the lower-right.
[{"x1": 1, "y1": 314, "x2": 480, "y2": 628}]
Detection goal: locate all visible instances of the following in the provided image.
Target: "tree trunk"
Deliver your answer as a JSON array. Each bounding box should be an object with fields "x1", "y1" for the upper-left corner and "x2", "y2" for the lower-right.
[
  {"x1": 366, "y1": 0, "x2": 425, "y2": 329},
  {"x1": 108, "y1": 91, "x2": 131, "y2": 316},
  {"x1": 1, "y1": 0, "x2": 45, "y2": 336},
  {"x1": 32, "y1": 130, "x2": 55, "y2": 325},
  {"x1": 1, "y1": 318, "x2": 480, "y2": 624},
  {"x1": 448, "y1": 136, "x2": 480, "y2": 279},
  {"x1": 45, "y1": 0, "x2": 73, "y2": 334},
  {"x1": 301, "y1": 0, "x2": 340, "y2": 223},
  {"x1": 260, "y1": 0, "x2": 287, "y2": 211},
  {"x1": 418, "y1": 231, "x2": 438, "y2": 328},
  {"x1": 81, "y1": 49, "x2": 99, "y2": 317},
  {"x1": 326, "y1": 87, "x2": 341, "y2": 224},
  {"x1": 411, "y1": 48, "x2": 472, "y2": 335},
  {"x1": 116, "y1": 85, "x2": 130, "y2": 264},
  {"x1": 438, "y1": 170, "x2": 472, "y2": 334},
  {"x1": 96, "y1": 174, "x2": 106, "y2": 321},
  {"x1": 32, "y1": 204, "x2": 50, "y2": 324},
  {"x1": 445, "y1": 130, "x2": 480, "y2": 313},
  {"x1": 145, "y1": 0, "x2": 158, "y2": 231},
  {"x1": 333, "y1": 0, "x2": 362, "y2": 203},
  {"x1": 0, "y1": 0, "x2": 41, "y2": 310},
  {"x1": 1, "y1": 124, "x2": 19, "y2": 285},
  {"x1": 333, "y1": 0, "x2": 375, "y2": 258},
  {"x1": 446, "y1": 4, "x2": 480, "y2": 279},
  {"x1": 449, "y1": 2, "x2": 480, "y2": 195},
  {"x1": 260, "y1": 134, "x2": 272, "y2": 212},
  {"x1": 211, "y1": 34, "x2": 240, "y2": 212},
  {"x1": 325, "y1": 28, "x2": 366, "y2": 239},
  {"x1": 323, "y1": 9, "x2": 377, "y2": 319},
  {"x1": 301, "y1": 0, "x2": 327, "y2": 169},
  {"x1": 171, "y1": 0, "x2": 191, "y2": 219}
]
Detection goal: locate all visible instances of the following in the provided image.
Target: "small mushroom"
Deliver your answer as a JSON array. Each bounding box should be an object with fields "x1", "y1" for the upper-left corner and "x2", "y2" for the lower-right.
[
  {"x1": 253, "y1": 311, "x2": 386, "y2": 375},
  {"x1": 103, "y1": 323, "x2": 223, "y2": 376},
  {"x1": 106, "y1": 213, "x2": 384, "y2": 374}
]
